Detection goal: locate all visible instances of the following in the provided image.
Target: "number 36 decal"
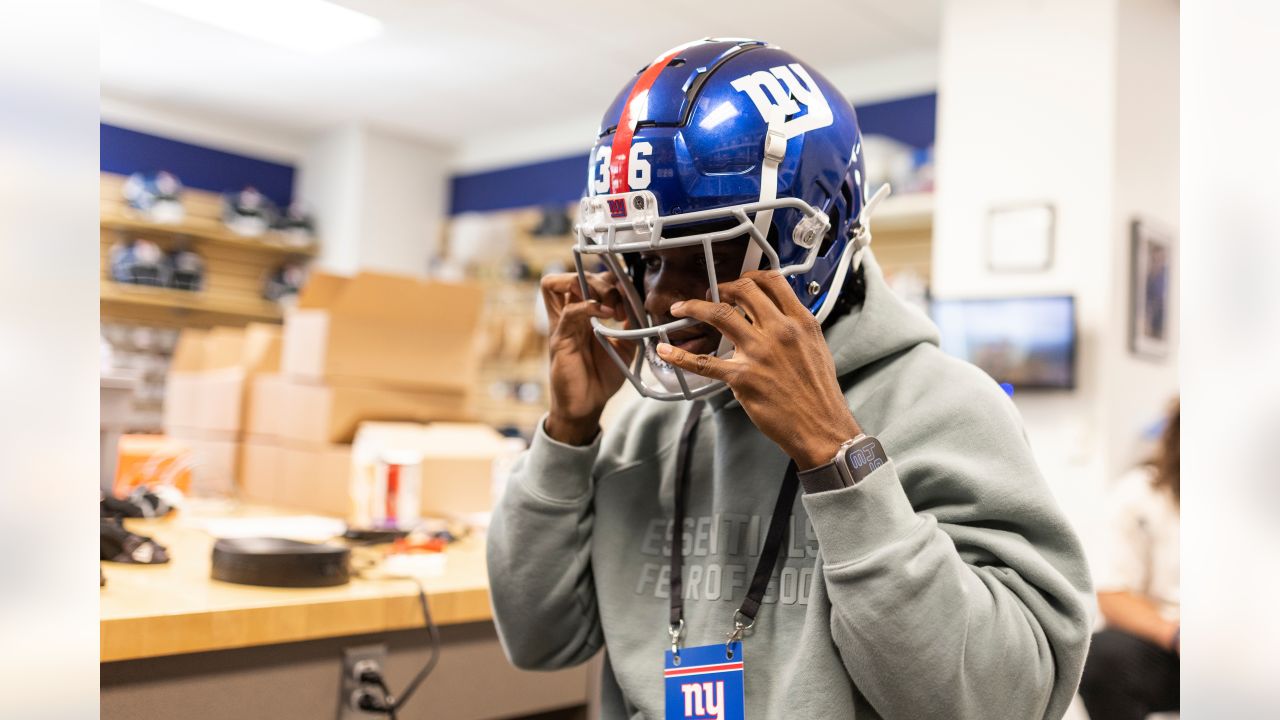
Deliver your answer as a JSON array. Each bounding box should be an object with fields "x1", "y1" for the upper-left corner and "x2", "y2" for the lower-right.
[{"x1": 591, "y1": 142, "x2": 652, "y2": 194}]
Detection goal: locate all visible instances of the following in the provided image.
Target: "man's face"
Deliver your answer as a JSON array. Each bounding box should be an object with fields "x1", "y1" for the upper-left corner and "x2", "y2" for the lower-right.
[{"x1": 640, "y1": 237, "x2": 750, "y2": 357}]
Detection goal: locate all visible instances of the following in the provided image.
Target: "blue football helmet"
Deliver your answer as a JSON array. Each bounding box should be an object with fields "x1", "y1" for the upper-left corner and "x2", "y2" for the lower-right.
[{"x1": 574, "y1": 38, "x2": 889, "y2": 400}]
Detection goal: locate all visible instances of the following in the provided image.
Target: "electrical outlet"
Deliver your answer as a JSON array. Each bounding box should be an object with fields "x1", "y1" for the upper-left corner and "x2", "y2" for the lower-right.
[{"x1": 338, "y1": 643, "x2": 388, "y2": 720}]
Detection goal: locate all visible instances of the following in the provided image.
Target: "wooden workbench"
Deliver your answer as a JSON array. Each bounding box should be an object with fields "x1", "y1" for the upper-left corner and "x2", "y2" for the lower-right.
[
  {"x1": 100, "y1": 502, "x2": 594, "y2": 720},
  {"x1": 100, "y1": 503, "x2": 493, "y2": 662}
]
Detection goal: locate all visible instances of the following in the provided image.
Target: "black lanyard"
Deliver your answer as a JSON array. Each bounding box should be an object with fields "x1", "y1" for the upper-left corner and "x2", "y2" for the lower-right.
[{"x1": 669, "y1": 400, "x2": 800, "y2": 660}]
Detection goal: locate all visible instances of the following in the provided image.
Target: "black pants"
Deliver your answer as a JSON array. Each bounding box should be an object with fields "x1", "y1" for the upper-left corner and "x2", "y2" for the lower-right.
[{"x1": 1079, "y1": 629, "x2": 1180, "y2": 720}]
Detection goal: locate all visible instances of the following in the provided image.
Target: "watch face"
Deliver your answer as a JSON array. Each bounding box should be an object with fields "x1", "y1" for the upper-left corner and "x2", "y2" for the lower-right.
[{"x1": 844, "y1": 438, "x2": 886, "y2": 477}]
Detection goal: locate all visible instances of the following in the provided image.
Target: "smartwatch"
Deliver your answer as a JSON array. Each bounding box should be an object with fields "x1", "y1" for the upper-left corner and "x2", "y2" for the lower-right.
[{"x1": 797, "y1": 434, "x2": 889, "y2": 494}]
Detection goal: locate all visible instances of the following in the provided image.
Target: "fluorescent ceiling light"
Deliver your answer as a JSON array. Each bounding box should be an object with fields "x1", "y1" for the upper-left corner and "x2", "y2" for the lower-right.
[{"x1": 134, "y1": 0, "x2": 382, "y2": 53}]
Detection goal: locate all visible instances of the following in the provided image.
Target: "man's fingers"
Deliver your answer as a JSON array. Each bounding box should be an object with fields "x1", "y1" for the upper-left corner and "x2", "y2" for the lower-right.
[
  {"x1": 654, "y1": 343, "x2": 738, "y2": 383},
  {"x1": 555, "y1": 300, "x2": 615, "y2": 337},
  {"x1": 540, "y1": 272, "x2": 581, "y2": 299},
  {"x1": 716, "y1": 274, "x2": 781, "y2": 326},
  {"x1": 542, "y1": 272, "x2": 624, "y2": 320},
  {"x1": 670, "y1": 299, "x2": 759, "y2": 349},
  {"x1": 541, "y1": 271, "x2": 619, "y2": 299},
  {"x1": 547, "y1": 299, "x2": 611, "y2": 345},
  {"x1": 744, "y1": 269, "x2": 809, "y2": 315}
]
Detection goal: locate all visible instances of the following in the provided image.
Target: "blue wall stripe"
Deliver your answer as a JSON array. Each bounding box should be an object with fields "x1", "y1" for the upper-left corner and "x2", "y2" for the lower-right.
[
  {"x1": 449, "y1": 92, "x2": 936, "y2": 215},
  {"x1": 449, "y1": 154, "x2": 588, "y2": 215},
  {"x1": 855, "y1": 93, "x2": 937, "y2": 151},
  {"x1": 100, "y1": 124, "x2": 296, "y2": 208}
]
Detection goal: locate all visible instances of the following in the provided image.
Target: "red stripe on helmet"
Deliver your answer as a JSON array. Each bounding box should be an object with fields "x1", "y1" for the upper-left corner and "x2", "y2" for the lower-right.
[{"x1": 608, "y1": 44, "x2": 690, "y2": 194}]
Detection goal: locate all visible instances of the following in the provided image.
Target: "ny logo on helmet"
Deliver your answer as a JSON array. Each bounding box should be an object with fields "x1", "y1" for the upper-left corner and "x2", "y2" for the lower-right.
[{"x1": 730, "y1": 63, "x2": 834, "y2": 139}]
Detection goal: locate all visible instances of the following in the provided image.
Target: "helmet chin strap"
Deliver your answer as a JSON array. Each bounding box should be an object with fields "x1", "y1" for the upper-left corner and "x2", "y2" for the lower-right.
[{"x1": 709, "y1": 109, "x2": 788, "y2": 360}]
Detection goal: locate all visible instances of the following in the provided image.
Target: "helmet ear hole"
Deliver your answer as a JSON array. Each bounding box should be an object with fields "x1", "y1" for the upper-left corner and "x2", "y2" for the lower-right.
[{"x1": 817, "y1": 205, "x2": 840, "y2": 259}]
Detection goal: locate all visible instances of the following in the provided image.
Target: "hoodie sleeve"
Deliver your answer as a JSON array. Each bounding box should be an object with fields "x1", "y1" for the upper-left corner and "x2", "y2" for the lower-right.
[
  {"x1": 802, "y1": 359, "x2": 1094, "y2": 720},
  {"x1": 486, "y1": 415, "x2": 605, "y2": 670}
]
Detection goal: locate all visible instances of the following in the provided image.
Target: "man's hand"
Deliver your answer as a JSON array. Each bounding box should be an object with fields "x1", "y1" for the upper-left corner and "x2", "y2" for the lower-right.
[
  {"x1": 541, "y1": 271, "x2": 632, "y2": 445},
  {"x1": 656, "y1": 269, "x2": 861, "y2": 469}
]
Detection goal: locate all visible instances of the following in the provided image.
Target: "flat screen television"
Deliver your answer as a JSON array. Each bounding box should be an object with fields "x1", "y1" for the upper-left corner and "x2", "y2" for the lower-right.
[{"x1": 930, "y1": 295, "x2": 1076, "y2": 390}]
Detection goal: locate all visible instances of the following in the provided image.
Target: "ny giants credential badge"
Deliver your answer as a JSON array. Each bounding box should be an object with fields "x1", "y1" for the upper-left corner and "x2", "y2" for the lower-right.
[{"x1": 664, "y1": 642, "x2": 746, "y2": 720}]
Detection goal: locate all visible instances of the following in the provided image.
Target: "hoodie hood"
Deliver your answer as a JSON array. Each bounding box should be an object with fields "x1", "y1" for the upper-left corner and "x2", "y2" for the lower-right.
[{"x1": 826, "y1": 250, "x2": 940, "y2": 377}]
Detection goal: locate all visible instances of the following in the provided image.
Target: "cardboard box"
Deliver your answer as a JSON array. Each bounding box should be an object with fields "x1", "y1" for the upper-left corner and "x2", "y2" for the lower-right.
[
  {"x1": 239, "y1": 436, "x2": 281, "y2": 505},
  {"x1": 166, "y1": 428, "x2": 239, "y2": 497},
  {"x1": 168, "y1": 328, "x2": 208, "y2": 372},
  {"x1": 248, "y1": 374, "x2": 474, "y2": 444},
  {"x1": 164, "y1": 324, "x2": 282, "y2": 434},
  {"x1": 279, "y1": 442, "x2": 353, "y2": 518},
  {"x1": 241, "y1": 435, "x2": 352, "y2": 518},
  {"x1": 282, "y1": 271, "x2": 484, "y2": 392},
  {"x1": 244, "y1": 420, "x2": 508, "y2": 522},
  {"x1": 164, "y1": 368, "x2": 247, "y2": 434},
  {"x1": 353, "y1": 422, "x2": 508, "y2": 520},
  {"x1": 170, "y1": 323, "x2": 281, "y2": 373}
]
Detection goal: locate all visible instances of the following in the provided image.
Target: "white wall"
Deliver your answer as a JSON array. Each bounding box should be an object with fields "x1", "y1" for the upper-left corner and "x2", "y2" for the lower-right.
[
  {"x1": 296, "y1": 124, "x2": 451, "y2": 277},
  {"x1": 296, "y1": 124, "x2": 364, "y2": 274},
  {"x1": 358, "y1": 128, "x2": 450, "y2": 274},
  {"x1": 1103, "y1": 0, "x2": 1180, "y2": 478},
  {"x1": 825, "y1": 48, "x2": 940, "y2": 106},
  {"x1": 934, "y1": 0, "x2": 1179, "y2": 540},
  {"x1": 100, "y1": 95, "x2": 308, "y2": 163}
]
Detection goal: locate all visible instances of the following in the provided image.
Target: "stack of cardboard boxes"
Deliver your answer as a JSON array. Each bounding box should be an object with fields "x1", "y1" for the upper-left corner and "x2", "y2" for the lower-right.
[
  {"x1": 161, "y1": 270, "x2": 508, "y2": 519},
  {"x1": 236, "y1": 271, "x2": 496, "y2": 519},
  {"x1": 162, "y1": 323, "x2": 283, "y2": 495}
]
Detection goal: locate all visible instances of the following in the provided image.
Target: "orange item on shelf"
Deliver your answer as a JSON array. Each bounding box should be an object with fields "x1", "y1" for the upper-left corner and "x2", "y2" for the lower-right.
[{"x1": 113, "y1": 434, "x2": 193, "y2": 498}]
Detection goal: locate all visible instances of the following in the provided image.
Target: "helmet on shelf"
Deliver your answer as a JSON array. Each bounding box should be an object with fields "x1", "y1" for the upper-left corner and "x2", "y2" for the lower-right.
[
  {"x1": 166, "y1": 245, "x2": 205, "y2": 292},
  {"x1": 122, "y1": 170, "x2": 185, "y2": 224},
  {"x1": 222, "y1": 186, "x2": 277, "y2": 237},
  {"x1": 109, "y1": 238, "x2": 167, "y2": 287}
]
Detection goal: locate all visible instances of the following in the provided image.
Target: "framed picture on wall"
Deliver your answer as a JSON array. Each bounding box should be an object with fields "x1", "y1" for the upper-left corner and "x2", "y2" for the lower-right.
[{"x1": 1129, "y1": 219, "x2": 1173, "y2": 359}]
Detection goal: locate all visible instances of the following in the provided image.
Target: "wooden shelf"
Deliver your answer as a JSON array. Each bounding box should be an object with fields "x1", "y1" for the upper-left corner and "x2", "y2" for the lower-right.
[
  {"x1": 99, "y1": 172, "x2": 317, "y2": 329},
  {"x1": 101, "y1": 212, "x2": 319, "y2": 258},
  {"x1": 101, "y1": 283, "x2": 283, "y2": 327}
]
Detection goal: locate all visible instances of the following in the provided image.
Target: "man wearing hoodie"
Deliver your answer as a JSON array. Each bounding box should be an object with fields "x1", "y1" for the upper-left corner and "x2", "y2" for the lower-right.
[{"x1": 487, "y1": 39, "x2": 1093, "y2": 720}]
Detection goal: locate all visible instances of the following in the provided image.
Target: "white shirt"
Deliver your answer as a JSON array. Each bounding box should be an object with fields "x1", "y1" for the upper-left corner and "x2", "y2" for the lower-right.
[{"x1": 1093, "y1": 467, "x2": 1181, "y2": 621}]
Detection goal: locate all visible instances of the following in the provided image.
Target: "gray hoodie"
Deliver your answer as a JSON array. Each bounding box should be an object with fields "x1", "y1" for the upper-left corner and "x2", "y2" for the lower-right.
[{"x1": 487, "y1": 252, "x2": 1094, "y2": 720}]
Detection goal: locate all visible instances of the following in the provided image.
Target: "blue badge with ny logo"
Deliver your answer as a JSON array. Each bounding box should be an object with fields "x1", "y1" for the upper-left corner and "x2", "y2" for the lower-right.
[{"x1": 664, "y1": 642, "x2": 746, "y2": 720}]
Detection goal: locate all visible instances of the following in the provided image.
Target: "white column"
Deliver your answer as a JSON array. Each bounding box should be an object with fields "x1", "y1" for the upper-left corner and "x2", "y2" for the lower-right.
[
  {"x1": 297, "y1": 124, "x2": 450, "y2": 277},
  {"x1": 933, "y1": 0, "x2": 1179, "y2": 535},
  {"x1": 297, "y1": 124, "x2": 364, "y2": 275}
]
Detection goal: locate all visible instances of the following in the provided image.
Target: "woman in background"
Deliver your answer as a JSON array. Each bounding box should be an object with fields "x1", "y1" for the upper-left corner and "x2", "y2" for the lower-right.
[{"x1": 1080, "y1": 399, "x2": 1180, "y2": 719}]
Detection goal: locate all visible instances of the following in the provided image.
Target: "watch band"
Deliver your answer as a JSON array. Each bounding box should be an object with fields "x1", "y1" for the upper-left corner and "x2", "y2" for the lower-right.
[{"x1": 797, "y1": 459, "x2": 846, "y2": 494}]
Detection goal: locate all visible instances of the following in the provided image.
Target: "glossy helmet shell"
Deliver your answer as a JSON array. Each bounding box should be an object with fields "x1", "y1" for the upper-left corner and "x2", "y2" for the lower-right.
[{"x1": 585, "y1": 38, "x2": 866, "y2": 311}]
